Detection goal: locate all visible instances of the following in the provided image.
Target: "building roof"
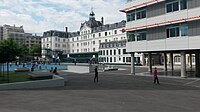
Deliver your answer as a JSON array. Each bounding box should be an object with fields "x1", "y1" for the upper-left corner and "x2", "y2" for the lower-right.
[
  {"x1": 93, "y1": 20, "x2": 126, "y2": 33},
  {"x1": 43, "y1": 30, "x2": 66, "y2": 38}
]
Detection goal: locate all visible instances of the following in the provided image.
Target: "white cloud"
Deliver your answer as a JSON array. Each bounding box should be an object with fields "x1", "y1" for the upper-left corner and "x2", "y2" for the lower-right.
[{"x1": 0, "y1": 0, "x2": 125, "y2": 35}]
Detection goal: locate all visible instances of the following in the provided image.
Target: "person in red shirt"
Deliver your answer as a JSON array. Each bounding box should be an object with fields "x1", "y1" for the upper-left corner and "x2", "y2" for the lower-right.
[{"x1": 154, "y1": 67, "x2": 160, "y2": 84}]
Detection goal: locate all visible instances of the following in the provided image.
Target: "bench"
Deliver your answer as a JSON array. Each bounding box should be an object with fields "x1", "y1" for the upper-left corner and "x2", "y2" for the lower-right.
[
  {"x1": 14, "y1": 68, "x2": 30, "y2": 72},
  {"x1": 28, "y1": 72, "x2": 55, "y2": 80}
]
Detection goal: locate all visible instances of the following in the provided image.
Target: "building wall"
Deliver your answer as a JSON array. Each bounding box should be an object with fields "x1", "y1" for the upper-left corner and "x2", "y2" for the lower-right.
[
  {"x1": 188, "y1": 0, "x2": 200, "y2": 9},
  {"x1": 146, "y1": 2, "x2": 165, "y2": 18},
  {"x1": 125, "y1": 0, "x2": 200, "y2": 53},
  {"x1": 69, "y1": 27, "x2": 126, "y2": 54}
]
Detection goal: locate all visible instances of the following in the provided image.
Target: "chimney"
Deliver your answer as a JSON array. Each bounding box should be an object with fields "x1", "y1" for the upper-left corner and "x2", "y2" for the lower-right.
[
  {"x1": 101, "y1": 17, "x2": 104, "y2": 25},
  {"x1": 65, "y1": 27, "x2": 68, "y2": 38}
]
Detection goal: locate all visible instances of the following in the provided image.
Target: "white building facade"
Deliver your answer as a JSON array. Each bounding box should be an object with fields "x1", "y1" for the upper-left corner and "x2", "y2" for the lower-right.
[
  {"x1": 122, "y1": 0, "x2": 200, "y2": 77},
  {"x1": 42, "y1": 30, "x2": 69, "y2": 59},
  {"x1": 68, "y1": 11, "x2": 143, "y2": 64}
]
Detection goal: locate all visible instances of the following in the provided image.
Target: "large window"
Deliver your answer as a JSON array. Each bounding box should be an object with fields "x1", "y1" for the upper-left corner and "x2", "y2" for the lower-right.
[
  {"x1": 166, "y1": 0, "x2": 187, "y2": 13},
  {"x1": 128, "y1": 31, "x2": 147, "y2": 42},
  {"x1": 127, "y1": 8, "x2": 146, "y2": 22},
  {"x1": 166, "y1": 24, "x2": 188, "y2": 38}
]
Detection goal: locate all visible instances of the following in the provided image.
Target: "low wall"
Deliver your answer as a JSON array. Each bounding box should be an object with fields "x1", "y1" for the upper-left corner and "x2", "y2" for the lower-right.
[{"x1": 0, "y1": 75, "x2": 65, "y2": 90}]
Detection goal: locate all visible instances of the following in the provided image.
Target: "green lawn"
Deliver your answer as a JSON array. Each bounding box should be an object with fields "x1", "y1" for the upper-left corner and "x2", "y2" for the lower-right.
[{"x1": 0, "y1": 72, "x2": 31, "y2": 84}]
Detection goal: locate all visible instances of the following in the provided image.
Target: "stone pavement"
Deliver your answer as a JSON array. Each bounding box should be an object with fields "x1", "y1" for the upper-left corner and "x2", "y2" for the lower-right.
[{"x1": 0, "y1": 66, "x2": 200, "y2": 112}]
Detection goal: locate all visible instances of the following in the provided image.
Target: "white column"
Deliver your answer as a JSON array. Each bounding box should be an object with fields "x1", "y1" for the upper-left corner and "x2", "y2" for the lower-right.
[
  {"x1": 170, "y1": 53, "x2": 174, "y2": 71},
  {"x1": 195, "y1": 52, "x2": 200, "y2": 77},
  {"x1": 164, "y1": 53, "x2": 167, "y2": 71},
  {"x1": 181, "y1": 51, "x2": 186, "y2": 78},
  {"x1": 142, "y1": 53, "x2": 145, "y2": 66},
  {"x1": 131, "y1": 52, "x2": 135, "y2": 75},
  {"x1": 148, "y1": 53, "x2": 152, "y2": 73},
  {"x1": 189, "y1": 53, "x2": 193, "y2": 69}
]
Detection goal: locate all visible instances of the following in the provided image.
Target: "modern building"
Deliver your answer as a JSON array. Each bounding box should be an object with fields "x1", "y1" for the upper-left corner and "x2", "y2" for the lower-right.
[
  {"x1": 0, "y1": 26, "x2": 3, "y2": 40},
  {"x1": 0, "y1": 24, "x2": 42, "y2": 50},
  {"x1": 25, "y1": 33, "x2": 41, "y2": 49},
  {"x1": 2, "y1": 24, "x2": 25, "y2": 44},
  {"x1": 121, "y1": 0, "x2": 200, "y2": 77},
  {"x1": 41, "y1": 30, "x2": 69, "y2": 59}
]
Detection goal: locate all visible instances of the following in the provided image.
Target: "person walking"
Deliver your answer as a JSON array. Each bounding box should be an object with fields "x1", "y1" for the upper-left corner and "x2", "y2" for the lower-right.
[
  {"x1": 94, "y1": 66, "x2": 98, "y2": 83},
  {"x1": 154, "y1": 67, "x2": 160, "y2": 84}
]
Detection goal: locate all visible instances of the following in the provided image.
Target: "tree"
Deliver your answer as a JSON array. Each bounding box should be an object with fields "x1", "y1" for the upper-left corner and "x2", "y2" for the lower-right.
[
  {"x1": 0, "y1": 39, "x2": 20, "y2": 63},
  {"x1": 0, "y1": 39, "x2": 21, "y2": 82},
  {"x1": 30, "y1": 44, "x2": 41, "y2": 56}
]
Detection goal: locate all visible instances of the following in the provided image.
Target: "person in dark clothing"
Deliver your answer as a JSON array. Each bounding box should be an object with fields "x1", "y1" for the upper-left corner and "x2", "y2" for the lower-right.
[
  {"x1": 154, "y1": 67, "x2": 160, "y2": 84},
  {"x1": 53, "y1": 67, "x2": 58, "y2": 75},
  {"x1": 94, "y1": 66, "x2": 98, "y2": 83}
]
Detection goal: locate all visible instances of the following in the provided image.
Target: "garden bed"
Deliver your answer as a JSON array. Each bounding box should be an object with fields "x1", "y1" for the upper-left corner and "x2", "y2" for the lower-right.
[{"x1": 0, "y1": 72, "x2": 31, "y2": 84}]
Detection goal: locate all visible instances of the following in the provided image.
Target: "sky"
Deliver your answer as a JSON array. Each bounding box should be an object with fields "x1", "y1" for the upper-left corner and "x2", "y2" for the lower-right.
[{"x1": 0, "y1": 0, "x2": 126, "y2": 35}]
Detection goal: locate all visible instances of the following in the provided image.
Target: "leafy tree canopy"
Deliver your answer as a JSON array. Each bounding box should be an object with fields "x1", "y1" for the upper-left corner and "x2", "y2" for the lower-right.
[
  {"x1": 30, "y1": 44, "x2": 41, "y2": 56},
  {"x1": 0, "y1": 39, "x2": 21, "y2": 63}
]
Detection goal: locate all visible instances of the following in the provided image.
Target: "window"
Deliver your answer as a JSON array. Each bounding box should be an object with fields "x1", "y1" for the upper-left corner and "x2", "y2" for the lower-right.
[
  {"x1": 180, "y1": 26, "x2": 188, "y2": 36},
  {"x1": 77, "y1": 43, "x2": 79, "y2": 46},
  {"x1": 93, "y1": 41, "x2": 95, "y2": 45},
  {"x1": 174, "y1": 56, "x2": 181, "y2": 63},
  {"x1": 99, "y1": 33, "x2": 101, "y2": 37},
  {"x1": 114, "y1": 30, "x2": 117, "y2": 34},
  {"x1": 99, "y1": 40, "x2": 101, "y2": 43},
  {"x1": 136, "y1": 10, "x2": 146, "y2": 20},
  {"x1": 105, "y1": 32, "x2": 107, "y2": 36},
  {"x1": 118, "y1": 49, "x2": 121, "y2": 55},
  {"x1": 106, "y1": 50, "x2": 109, "y2": 55},
  {"x1": 126, "y1": 57, "x2": 131, "y2": 62},
  {"x1": 126, "y1": 8, "x2": 146, "y2": 21},
  {"x1": 169, "y1": 27, "x2": 180, "y2": 37},
  {"x1": 123, "y1": 49, "x2": 127, "y2": 54},
  {"x1": 103, "y1": 50, "x2": 105, "y2": 55},
  {"x1": 166, "y1": 0, "x2": 187, "y2": 13},
  {"x1": 114, "y1": 49, "x2": 116, "y2": 55},
  {"x1": 93, "y1": 34, "x2": 95, "y2": 38},
  {"x1": 123, "y1": 57, "x2": 125, "y2": 62},
  {"x1": 180, "y1": 0, "x2": 187, "y2": 10},
  {"x1": 166, "y1": 24, "x2": 188, "y2": 38},
  {"x1": 110, "y1": 57, "x2": 112, "y2": 63},
  {"x1": 105, "y1": 39, "x2": 107, "y2": 42},
  {"x1": 62, "y1": 44, "x2": 66, "y2": 48},
  {"x1": 63, "y1": 39, "x2": 65, "y2": 42},
  {"x1": 93, "y1": 48, "x2": 95, "y2": 51},
  {"x1": 128, "y1": 31, "x2": 147, "y2": 42},
  {"x1": 110, "y1": 50, "x2": 112, "y2": 55},
  {"x1": 99, "y1": 51, "x2": 102, "y2": 55}
]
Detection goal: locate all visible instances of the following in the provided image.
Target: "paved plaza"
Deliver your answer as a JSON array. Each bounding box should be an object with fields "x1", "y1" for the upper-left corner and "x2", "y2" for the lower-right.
[{"x1": 0, "y1": 65, "x2": 200, "y2": 112}]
